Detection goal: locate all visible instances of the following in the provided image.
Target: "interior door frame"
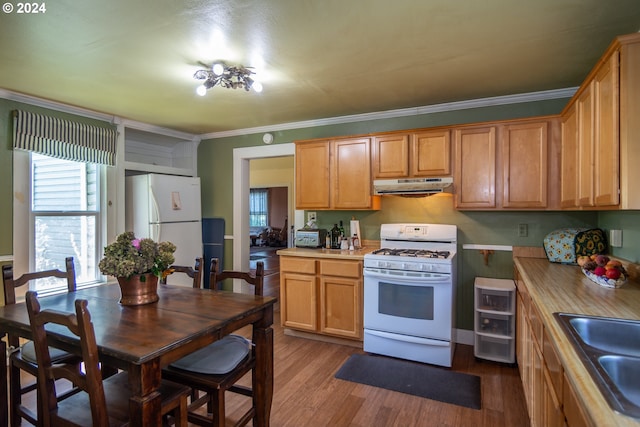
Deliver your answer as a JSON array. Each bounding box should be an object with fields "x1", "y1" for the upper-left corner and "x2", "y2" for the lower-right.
[{"x1": 232, "y1": 143, "x2": 296, "y2": 275}]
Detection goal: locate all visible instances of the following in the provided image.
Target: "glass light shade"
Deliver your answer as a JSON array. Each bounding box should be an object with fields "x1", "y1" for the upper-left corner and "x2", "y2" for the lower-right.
[
  {"x1": 196, "y1": 85, "x2": 207, "y2": 96},
  {"x1": 252, "y1": 81, "x2": 263, "y2": 93},
  {"x1": 212, "y1": 63, "x2": 224, "y2": 76}
]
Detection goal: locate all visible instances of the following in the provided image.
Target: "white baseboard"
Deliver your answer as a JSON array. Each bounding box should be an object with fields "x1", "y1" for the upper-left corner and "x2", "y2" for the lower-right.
[{"x1": 454, "y1": 328, "x2": 475, "y2": 346}]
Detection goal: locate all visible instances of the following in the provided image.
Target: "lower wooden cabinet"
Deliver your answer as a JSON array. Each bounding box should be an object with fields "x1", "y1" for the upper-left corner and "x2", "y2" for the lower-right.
[
  {"x1": 280, "y1": 256, "x2": 363, "y2": 340},
  {"x1": 516, "y1": 265, "x2": 581, "y2": 427},
  {"x1": 563, "y1": 372, "x2": 591, "y2": 427}
]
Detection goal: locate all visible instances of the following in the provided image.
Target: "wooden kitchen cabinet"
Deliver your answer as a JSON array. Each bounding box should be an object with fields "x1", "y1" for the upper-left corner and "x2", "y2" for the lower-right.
[
  {"x1": 515, "y1": 265, "x2": 566, "y2": 427},
  {"x1": 295, "y1": 141, "x2": 331, "y2": 209},
  {"x1": 319, "y1": 259, "x2": 362, "y2": 339},
  {"x1": 560, "y1": 104, "x2": 579, "y2": 208},
  {"x1": 455, "y1": 118, "x2": 556, "y2": 210},
  {"x1": 501, "y1": 121, "x2": 549, "y2": 208},
  {"x1": 592, "y1": 50, "x2": 620, "y2": 207},
  {"x1": 560, "y1": 46, "x2": 621, "y2": 209},
  {"x1": 371, "y1": 133, "x2": 410, "y2": 178},
  {"x1": 280, "y1": 257, "x2": 318, "y2": 332},
  {"x1": 454, "y1": 125, "x2": 497, "y2": 208},
  {"x1": 563, "y1": 372, "x2": 592, "y2": 427},
  {"x1": 371, "y1": 129, "x2": 451, "y2": 179},
  {"x1": 280, "y1": 256, "x2": 363, "y2": 340},
  {"x1": 295, "y1": 138, "x2": 379, "y2": 210},
  {"x1": 332, "y1": 137, "x2": 377, "y2": 209},
  {"x1": 411, "y1": 130, "x2": 451, "y2": 176}
]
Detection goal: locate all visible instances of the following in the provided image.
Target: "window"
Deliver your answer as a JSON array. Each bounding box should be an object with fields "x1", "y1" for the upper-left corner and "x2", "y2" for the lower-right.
[
  {"x1": 30, "y1": 152, "x2": 102, "y2": 292},
  {"x1": 249, "y1": 188, "x2": 268, "y2": 227}
]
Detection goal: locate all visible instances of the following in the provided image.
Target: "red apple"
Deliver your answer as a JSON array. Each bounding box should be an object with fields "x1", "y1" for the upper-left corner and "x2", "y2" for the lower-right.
[
  {"x1": 595, "y1": 255, "x2": 610, "y2": 266},
  {"x1": 605, "y1": 268, "x2": 621, "y2": 280},
  {"x1": 593, "y1": 266, "x2": 607, "y2": 276}
]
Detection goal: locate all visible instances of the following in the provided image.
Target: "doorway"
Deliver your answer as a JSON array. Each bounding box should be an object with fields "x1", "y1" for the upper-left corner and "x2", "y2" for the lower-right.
[{"x1": 232, "y1": 143, "x2": 296, "y2": 277}]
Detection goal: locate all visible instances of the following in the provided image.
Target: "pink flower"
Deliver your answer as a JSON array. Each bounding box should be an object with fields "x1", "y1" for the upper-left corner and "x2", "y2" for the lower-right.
[{"x1": 132, "y1": 239, "x2": 141, "y2": 250}]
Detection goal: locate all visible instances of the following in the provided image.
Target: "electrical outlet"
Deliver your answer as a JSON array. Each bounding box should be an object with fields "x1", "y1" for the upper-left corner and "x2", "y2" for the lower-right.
[
  {"x1": 307, "y1": 212, "x2": 317, "y2": 222},
  {"x1": 518, "y1": 224, "x2": 528, "y2": 237}
]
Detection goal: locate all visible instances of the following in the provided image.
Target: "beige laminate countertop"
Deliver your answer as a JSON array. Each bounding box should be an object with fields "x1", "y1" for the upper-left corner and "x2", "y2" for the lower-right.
[
  {"x1": 276, "y1": 246, "x2": 376, "y2": 260},
  {"x1": 515, "y1": 257, "x2": 640, "y2": 427}
]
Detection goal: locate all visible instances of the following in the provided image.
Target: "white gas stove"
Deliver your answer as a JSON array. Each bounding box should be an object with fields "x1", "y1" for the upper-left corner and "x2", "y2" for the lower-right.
[{"x1": 363, "y1": 223, "x2": 458, "y2": 367}]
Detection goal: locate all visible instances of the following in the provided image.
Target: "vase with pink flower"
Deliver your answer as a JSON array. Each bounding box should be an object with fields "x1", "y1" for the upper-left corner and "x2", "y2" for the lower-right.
[{"x1": 98, "y1": 232, "x2": 176, "y2": 306}]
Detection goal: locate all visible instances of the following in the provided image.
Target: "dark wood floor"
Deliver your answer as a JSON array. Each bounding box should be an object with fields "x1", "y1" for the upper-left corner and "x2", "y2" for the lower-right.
[{"x1": 16, "y1": 247, "x2": 530, "y2": 426}]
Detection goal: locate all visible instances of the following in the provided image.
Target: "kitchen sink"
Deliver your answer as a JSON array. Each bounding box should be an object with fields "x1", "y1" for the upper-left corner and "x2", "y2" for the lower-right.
[
  {"x1": 598, "y1": 356, "x2": 640, "y2": 408},
  {"x1": 555, "y1": 313, "x2": 640, "y2": 419},
  {"x1": 568, "y1": 316, "x2": 640, "y2": 357}
]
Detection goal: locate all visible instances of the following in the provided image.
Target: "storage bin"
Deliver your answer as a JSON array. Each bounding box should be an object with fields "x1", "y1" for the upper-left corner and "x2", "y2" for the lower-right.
[
  {"x1": 475, "y1": 335, "x2": 514, "y2": 363},
  {"x1": 477, "y1": 312, "x2": 511, "y2": 337},
  {"x1": 474, "y1": 277, "x2": 516, "y2": 363}
]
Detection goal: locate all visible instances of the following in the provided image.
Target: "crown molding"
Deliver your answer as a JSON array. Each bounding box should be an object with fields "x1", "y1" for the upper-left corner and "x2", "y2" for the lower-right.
[
  {"x1": 200, "y1": 87, "x2": 577, "y2": 140},
  {"x1": 0, "y1": 89, "x2": 199, "y2": 141},
  {"x1": 2, "y1": 86, "x2": 577, "y2": 142}
]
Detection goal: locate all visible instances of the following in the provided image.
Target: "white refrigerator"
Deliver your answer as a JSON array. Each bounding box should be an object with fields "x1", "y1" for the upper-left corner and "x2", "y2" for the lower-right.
[{"x1": 125, "y1": 174, "x2": 203, "y2": 287}]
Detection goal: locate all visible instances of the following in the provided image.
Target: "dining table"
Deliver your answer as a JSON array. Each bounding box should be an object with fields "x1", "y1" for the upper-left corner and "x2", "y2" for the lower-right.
[{"x1": 0, "y1": 283, "x2": 277, "y2": 426}]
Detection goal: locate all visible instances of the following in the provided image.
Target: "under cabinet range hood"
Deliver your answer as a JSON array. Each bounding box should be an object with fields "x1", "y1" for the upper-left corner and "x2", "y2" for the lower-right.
[{"x1": 373, "y1": 177, "x2": 453, "y2": 196}]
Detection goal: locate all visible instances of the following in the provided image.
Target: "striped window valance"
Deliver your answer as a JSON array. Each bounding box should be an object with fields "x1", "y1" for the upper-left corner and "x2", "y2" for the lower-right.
[{"x1": 13, "y1": 110, "x2": 117, "y2": 166}]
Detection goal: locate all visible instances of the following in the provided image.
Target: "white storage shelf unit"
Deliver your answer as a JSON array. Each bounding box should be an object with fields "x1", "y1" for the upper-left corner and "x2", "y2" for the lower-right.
[
  {"x1": 474, "y1": 277, "x2": 516, "y2": 363},
  {"x1": 124, "y1": 127, "x2": 198, "y2": 176}
]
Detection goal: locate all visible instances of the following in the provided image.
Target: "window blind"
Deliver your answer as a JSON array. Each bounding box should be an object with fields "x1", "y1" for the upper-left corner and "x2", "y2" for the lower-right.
[{"x1": 12, "y1": 110, "x2": 117, "y2": 166}]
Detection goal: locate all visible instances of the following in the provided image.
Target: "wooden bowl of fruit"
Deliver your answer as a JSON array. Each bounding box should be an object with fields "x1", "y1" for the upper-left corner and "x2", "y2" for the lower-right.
[{"x1": 577, "y1": 255, "x2": 627, "y2": 288}]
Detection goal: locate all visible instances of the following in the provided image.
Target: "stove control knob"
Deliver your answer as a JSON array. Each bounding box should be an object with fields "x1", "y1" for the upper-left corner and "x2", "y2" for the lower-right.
[{"x1": 424, "y1": 264, "x2": 434, "y2": 272}]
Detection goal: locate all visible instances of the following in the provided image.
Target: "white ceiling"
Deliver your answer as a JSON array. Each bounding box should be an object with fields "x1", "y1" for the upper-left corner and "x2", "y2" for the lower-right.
[{"x1": 1, "y1": 0, "x2": 639, "y2": 136}]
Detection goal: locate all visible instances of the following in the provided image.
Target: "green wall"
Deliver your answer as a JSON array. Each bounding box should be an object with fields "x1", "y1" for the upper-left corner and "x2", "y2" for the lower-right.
[{"x1": 197, "y1": 97, "x2": 607, "y2": 330}]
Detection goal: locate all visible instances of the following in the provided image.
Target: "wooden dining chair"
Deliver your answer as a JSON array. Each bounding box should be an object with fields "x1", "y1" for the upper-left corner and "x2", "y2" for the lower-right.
[
  {"x1": 25, "y1": 291, "x2": 191, "y2": 427},
  {"x1": 161, "y1": 257, "x2": 204, "y2": 288},
  {"x1": 162, "y1": 258, "x2": 265, "y2": 427},
  {"x1": 1, "y1": 257, "x2": 80, "y2": 427}
]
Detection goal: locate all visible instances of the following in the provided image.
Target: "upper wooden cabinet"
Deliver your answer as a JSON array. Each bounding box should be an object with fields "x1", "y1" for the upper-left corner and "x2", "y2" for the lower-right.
[
  {"x1": 332, "y1": 137, "x2": 376, "y2": 209},
  {"x1": 411, "y1": 130, "x2": 451, "y2": 176},
  {"x1": 501, "y1": 121, "x2": 549, "y2": 209},
  {"x1": 454, "y1": 126, "x2": 497, "y2": 209},
  {"x1": 560, "y1": 104, "x2": 579, "y2": 208},
  {"x1": 560, "y1": 33, "x2": 640, "y2": 210},
  {"x1": 371, "y1": 130, "x2": 451, "y2": 179},
  {"x1": 593, "y1": 51, "x2": 620, "y2": 207},
  {"x1": 295, "y1": 138, "x2": 380, "y2": 210},
  {"x1": 561, "y1": 50, "x2": 620, "y2": 209},
  {"x1": 295, "y1": 141, "x2": 331, "y2": 209},
  {"x1": 371, "y1": 133, "x2": 410, "y2": 178},
  {"x1": 455, "y1": 118, "x2": 556, "y2": 210}
]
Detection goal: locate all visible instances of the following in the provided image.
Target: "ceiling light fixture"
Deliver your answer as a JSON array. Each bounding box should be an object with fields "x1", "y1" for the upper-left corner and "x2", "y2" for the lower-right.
[{"x1": 194, "y1": 63, "x2": 263, "y2": 95}]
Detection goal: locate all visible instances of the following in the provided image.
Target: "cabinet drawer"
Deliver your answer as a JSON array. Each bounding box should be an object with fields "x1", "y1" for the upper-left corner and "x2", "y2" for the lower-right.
[
  {"x1": 280, "y1": 257, "x2": 316, "y2": 274},
  {"x1": 320, "y1": 260, "x2": 362, "y2": 278}
]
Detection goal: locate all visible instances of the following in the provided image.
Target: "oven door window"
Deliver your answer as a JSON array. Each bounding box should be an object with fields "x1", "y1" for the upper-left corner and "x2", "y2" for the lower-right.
[{"x1": 378, "y1": 281, "x2": 434, "y2": 320}]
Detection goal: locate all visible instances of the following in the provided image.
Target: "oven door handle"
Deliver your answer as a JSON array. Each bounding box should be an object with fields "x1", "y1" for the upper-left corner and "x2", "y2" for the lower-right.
[
  {"x1": 365, "y1": 329, "x2": 449, "y2": 346},
  {"x1": 363, "y1": 268, "x2": 450, "y2": 282}
]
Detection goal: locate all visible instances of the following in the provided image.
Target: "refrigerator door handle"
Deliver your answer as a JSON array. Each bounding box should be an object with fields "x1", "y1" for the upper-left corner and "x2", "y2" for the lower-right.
[
  {"x1": 151, "y1": 222, "x2": 161, "y2": 241},
  {"x1": 149, "y1": 186, "x2": 161, "y2": 224}
]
